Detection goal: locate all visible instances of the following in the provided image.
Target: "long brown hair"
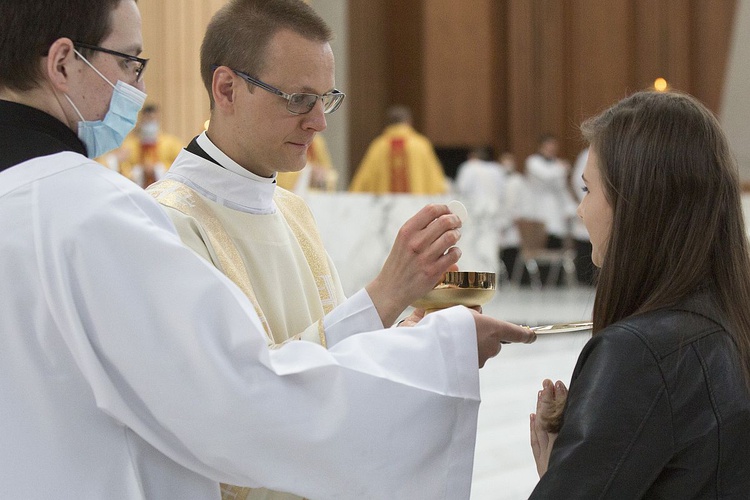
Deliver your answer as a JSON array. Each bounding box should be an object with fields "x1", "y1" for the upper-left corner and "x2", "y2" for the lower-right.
[{"x1": 583, "y1": 90, "x2": 750, "y2": 386}]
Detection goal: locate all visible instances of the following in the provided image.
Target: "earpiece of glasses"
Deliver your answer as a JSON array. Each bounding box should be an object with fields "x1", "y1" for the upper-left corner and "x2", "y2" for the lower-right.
[{"x1": 73, "y1": 42, "x2": 149, "y2": 82}]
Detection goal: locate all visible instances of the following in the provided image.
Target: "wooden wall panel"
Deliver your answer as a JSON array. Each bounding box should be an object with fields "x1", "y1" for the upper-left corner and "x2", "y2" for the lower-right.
[
  {"x1": 507, "y1": 0, "x2": 536, "y2": 163},
  {"x1": 387, "y1": 0, "x2": 424, "y2": 131},
  {"x1": 422, "y1": 0, "x2": 494, "y2": 145},
  {"x1": 490, "y1": 1, "x2": 510, "y2": 154},
  {"x1": 347, "y1": 0, "x2": 389, "y2": 171},
  {"x1": 690, "y1": 0, "x2": 737, "y2": 113},
  {"x1": 138, "y1": 0, "x2": 226, "y2": 143},
  {"x1": 633, "y1": 0, "x2": 665, "y2": 89},
  {"x1": 666, "y1": 0, "x2": 692, "y2": 91},
  {"x1": 566, "y1": 0, "x2": 633, "y2": 155},
  {"x1": 494, "y1": 0, "x2": 733, "y2": 164},
  {"x1": 534, "y1": 0, "x2": 566, "y2": 143}
]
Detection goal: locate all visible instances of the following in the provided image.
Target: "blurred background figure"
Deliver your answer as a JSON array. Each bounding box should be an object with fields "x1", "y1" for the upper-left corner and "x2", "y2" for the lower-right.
[
  {"x1": 570, "y1": 147, "x2": 596, "y2": 285},
  {"x1": 454, "y1": 147, "x2": 509, "y2": 278},
  {"x1": 349, "y1": 105, "x2": 447, "y2": 194},
  {"x1": 119, "y1": 104, "x2": 183, "y2": 188},
  {"x1": 498, "y1": 152, "x2": 532, "y2": 282},
  {"x1": 522, "y1": 134, "x2": 578, "y2": 285},
  {"x1": 524, "y1": 134, "x2": 576, "y2": 248},
  {"x1": 277, "y1": 134, "x2": 338, "y2": 194},
  {"x1": 454, "y1": 147, "x2": 506, "y2": 209}
]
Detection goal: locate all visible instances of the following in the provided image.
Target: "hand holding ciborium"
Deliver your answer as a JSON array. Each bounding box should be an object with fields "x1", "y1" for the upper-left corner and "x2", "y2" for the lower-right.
[{"x1": 411, "y1": 271, "x2": 496, "y2": 314}]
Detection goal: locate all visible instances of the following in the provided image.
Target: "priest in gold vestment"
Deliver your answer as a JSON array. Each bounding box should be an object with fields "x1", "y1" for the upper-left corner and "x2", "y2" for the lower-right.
[
  {"x1": 349, "y1": 105, "x2": 448, "y2": 194},
  {"x1": 148, "y1": 2, "x2": 468, "y2": 498}
]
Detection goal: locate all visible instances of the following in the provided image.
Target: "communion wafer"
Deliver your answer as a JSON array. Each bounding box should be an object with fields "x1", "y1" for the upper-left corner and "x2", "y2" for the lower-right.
[{"x1": 447, "y1": 200, "x2": 469, "y2": 225}]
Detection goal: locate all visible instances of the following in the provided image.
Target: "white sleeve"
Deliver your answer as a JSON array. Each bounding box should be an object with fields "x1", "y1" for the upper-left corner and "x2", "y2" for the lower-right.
[
  {"x1": 41, "y1": 169, "x2": 481, "y2": 499},
  {"x1": 322, "y1": 287, "x2": 384, "y2": 347}
]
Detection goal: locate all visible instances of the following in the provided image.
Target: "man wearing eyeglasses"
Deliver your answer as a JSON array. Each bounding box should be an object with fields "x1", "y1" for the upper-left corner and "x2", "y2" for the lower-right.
[
  {"x1": 148, "y1": 0, "x2": 437, "y2": 350},
  {"x1": 147, "y1": 1, "x2": 517, "y2": 498}
]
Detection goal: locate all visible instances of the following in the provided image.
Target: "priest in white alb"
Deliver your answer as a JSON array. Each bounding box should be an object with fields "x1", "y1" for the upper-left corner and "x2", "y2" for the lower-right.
[{"x1": 146, "y1": 1, "x2": 505, "y2": 498}]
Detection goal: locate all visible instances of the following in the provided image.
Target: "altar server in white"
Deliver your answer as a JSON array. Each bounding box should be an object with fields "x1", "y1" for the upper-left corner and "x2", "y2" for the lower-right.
[
  {"x1": 524, "y1": 134, "x2": 578, "y2": 245},
  {"x1": 0, "y1": 1, "x2": 535, "y2": 499}
]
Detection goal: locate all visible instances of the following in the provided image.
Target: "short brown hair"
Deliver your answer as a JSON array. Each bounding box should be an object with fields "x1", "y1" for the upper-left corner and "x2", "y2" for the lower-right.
[
  {"x1": 200, "y1": 0, "x2": 332, "y2": 108},
  {"x1": 0, "y1": 0, "x2": 128, "y2": 92}
]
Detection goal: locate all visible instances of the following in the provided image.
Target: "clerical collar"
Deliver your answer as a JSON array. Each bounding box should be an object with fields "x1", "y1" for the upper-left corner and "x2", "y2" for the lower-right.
[
  {"x1": 0, "y1": 100, "x2": 86, "y2": 172},
  {"x1": 197, "y1": 132, "x2": 277, "y2": 185},
  {"x1": 166, "y1": 132, "x2": 277, "y2": 214}
]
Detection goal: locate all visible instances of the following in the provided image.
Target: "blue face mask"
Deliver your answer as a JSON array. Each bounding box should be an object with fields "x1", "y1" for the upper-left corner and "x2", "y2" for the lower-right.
[{"x1": 64, "y1": 50, "x2": 147, "y2": 159}]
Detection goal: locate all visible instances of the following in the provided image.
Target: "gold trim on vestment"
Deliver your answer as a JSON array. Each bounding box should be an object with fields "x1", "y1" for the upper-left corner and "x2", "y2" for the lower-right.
[
  {"x1": 274, "y1": 188, "x2": 335, "y2": 347},
  {"x1": 148, "y1": 179, "x2": 274, "y2": 343},
  {"x1": 220, "y1": 484, "x2": 251, "y2": 500}
]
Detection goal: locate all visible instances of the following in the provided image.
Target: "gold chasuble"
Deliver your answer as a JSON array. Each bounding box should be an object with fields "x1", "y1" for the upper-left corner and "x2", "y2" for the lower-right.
[
  {"x1": 150, "y1": 179, "x2": 344, "y2": 499},
  {"x1": 349, "y1": 123, "x2": 448, "y2": 194}
]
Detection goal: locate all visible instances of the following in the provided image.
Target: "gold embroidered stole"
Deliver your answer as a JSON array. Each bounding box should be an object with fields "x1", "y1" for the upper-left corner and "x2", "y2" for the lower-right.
[
  {"x1": 148, "y1": 179, "x2": 335, "y2": 348},
  {"x1": 274, "y1": 188, "x2": 337, "y2": 323}
]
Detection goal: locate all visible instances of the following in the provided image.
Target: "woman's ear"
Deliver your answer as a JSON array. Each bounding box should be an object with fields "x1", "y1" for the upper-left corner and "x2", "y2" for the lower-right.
[{"x1": 46, "y1": 38, "x2": 77, "y2": 93}]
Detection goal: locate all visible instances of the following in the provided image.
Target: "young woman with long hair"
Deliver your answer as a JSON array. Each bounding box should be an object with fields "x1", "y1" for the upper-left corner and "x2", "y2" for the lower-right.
[{"x1": 529, "y1": 90, "x2": 750, "y2": 497}]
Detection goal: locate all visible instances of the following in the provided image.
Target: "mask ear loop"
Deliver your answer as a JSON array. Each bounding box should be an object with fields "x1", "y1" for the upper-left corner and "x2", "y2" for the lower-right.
[
  {"x1": 64, "y1": 49, "x2": 119, "y2": 123},
  {"x1": 73, "y1": 49, "x2": 117, "y2": 89},
  {"x1": 63, "y1": 94, "x2": 86, "y2": 122}
]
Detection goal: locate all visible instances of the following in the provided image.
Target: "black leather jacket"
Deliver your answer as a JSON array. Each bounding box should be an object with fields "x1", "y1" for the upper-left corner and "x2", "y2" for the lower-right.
[{"x1": 530, "y1": 291, "x2": 750, "y2": 498}]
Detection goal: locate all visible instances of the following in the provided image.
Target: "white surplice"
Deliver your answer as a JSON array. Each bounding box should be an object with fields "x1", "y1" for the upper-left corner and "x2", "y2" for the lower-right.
[
  {"x1": 0, "y1": 150, "x2": 481, "y2": 499},
  {"x1": 524, "y1": 153, "x2": 577, "y2": 238}
]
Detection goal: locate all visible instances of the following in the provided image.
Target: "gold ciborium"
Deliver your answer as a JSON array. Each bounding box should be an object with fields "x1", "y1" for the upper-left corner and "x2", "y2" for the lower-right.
[{"x1": 411, "y1": 271, "x2": 496, "y2": 313}]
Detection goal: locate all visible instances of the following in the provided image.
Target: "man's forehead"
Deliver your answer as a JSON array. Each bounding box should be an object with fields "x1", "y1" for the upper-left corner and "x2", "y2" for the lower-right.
[
  {"x1": 261, "y1": 31, "x2": 335, "y2": 92},
  {"x1": 102, "y1": 0, "x2": 143, "y2": 53},
  {"x1": 265, "y1": 31, "x2": 333, "y2": 63}
]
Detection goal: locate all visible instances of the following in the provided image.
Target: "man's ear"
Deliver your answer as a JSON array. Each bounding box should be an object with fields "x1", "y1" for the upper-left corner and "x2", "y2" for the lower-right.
[
  {"x1": 212, "y1": 66, "x2": 238, "y2": 113},
  {"x1": 46, "y1": 38, "x2": 77, "y2": 93}
]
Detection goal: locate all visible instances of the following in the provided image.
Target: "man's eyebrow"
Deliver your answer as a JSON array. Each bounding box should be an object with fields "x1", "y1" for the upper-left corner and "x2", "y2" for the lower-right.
[{"x1": 118, "y1": 44, "x2": 144, "y2": 56}]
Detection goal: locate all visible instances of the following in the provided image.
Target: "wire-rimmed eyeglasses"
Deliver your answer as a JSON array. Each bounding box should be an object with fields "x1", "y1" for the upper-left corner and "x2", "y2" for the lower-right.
[
  {"x1": 73, "y1": 42, "x2": 149, "y2": 82},
  {"x1": 212, "y1": 65, "x2": 345, "y2": 115}
]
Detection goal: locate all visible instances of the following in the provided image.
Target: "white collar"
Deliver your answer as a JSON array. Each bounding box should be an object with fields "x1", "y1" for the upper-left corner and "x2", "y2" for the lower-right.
[{"x1": 165, "y1": 132, "x2": 277, "y2": 214}]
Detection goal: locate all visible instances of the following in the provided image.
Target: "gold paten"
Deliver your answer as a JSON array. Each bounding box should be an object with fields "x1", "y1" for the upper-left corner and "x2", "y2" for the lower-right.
[
  {"x1": 530, "y1": 322, "x2": 593, "y2": 334},
  {"x1": 412, "y1": 271, "x2": 496, "y2": 312}
]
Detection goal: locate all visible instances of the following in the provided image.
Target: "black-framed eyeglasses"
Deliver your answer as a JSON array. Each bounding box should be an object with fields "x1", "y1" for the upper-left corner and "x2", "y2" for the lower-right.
[
  {"x1": 73, "y1": 42, "x2": 149, "y2": 82},
  {"x1": 212, "y1": 65, "x2": 345, "y2": 115}
]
